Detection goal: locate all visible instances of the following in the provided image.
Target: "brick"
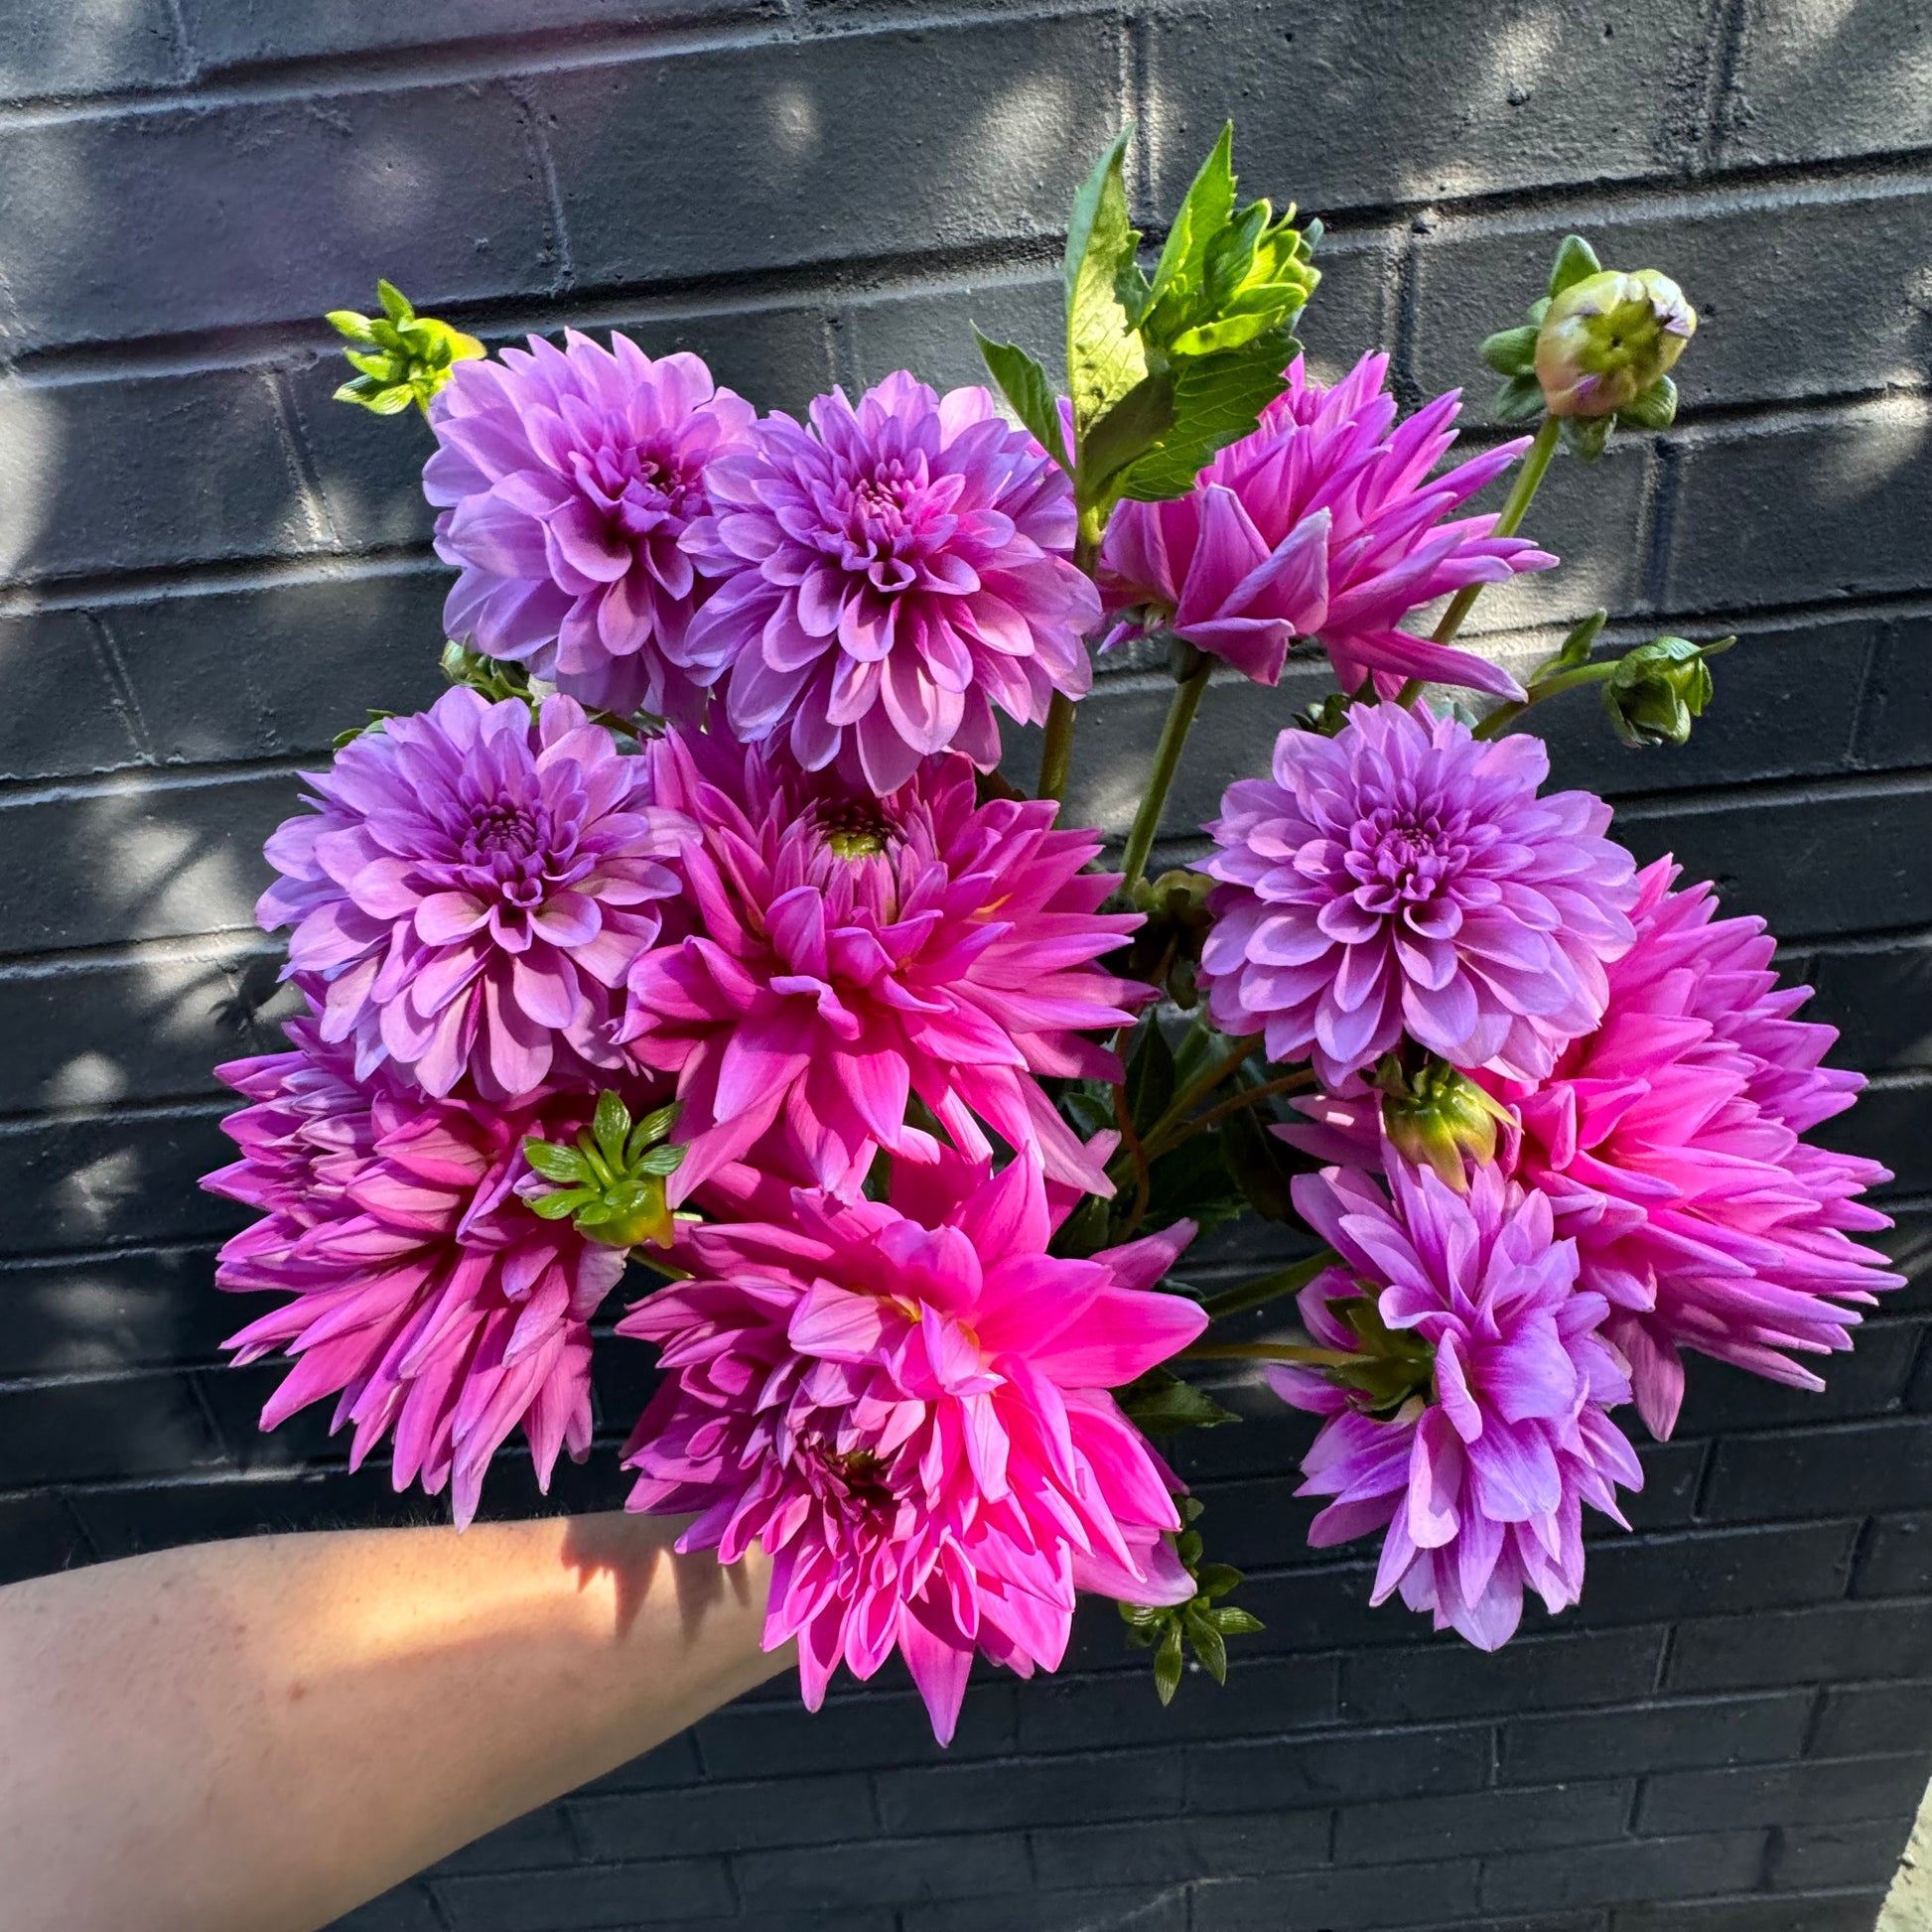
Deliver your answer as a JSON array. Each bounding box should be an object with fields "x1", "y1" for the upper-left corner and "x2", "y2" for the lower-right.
[
  {"x1": 1411, "y1": 180, "x2": 1932, "y2": 413},
  {"x1": 732, "y1": 1832, "x2": 1031, "y2": 1912},
  {"x1": 1575, "y1": 1522, "x2": 1859, "y2": 1625},
  {"x1": 1724, "y1": 2, "x2": 1932, "y2": 167},
  {"x1": 878, "y1": 1749, "x2": 1178, "y2": 1837},
  {"x1": 842, "y1": 272, "x2": 1065, "y2": 398},
  {"x1": 1812, "y1": 1678, "x2": 1932, "y2": 1756},
  {"x1": 1804, "y1": 940, "x2": 1932, "y2": 1077},
  {"x1": 435, "y1": 1857, "x2": 732, "y2": 1930},
  {"x1": 1635, "y1": 1751, "x2": 1930, "y2": 1833},
  {"x1": 1333, "y1": 1780, "x2": 1633, "y2": 1864},
  {"x1": 1877, "y1": 1207, "x2": 1932, "y2": 1315},
  {"x1": 1618, "y1": 1441, "x2": 1709, "y2": 1534},
  {"x1": 1813, "y1": 1079, "x2": 1932, "y2": 1195},
  {"x1": 1664, "y1": 402, "x2": 1932, "y2": 613},
  {"x1": 578, "y1": 1731, "x2": 701, "y2": 1797},
  {"x1": 1014, "y1": 1654, "x2": 1338, "y2": 1753},
  {"x1": 0, "y1": 87, "x2": 553, "y2": 354},
  {"x1": 0, "y1": 1488, "x2": 92, "y2": 1584},
  {"x1": 1769, "y1": 1813, "x2": 1920, "y2": 1890},
  {"x1": 0, "y1": 612, "x2": 139, "y2": 781},
  {"x1": 69, "y1": 1465, "x2": 434, "y2": 1559},
  {"x1": 540, "y1": 18, "x2": 1124, "y2": 293},
  {"x1": 1145, "y1": 0, "x2": 1718, "y2": 219},
  {"x1": 1184, "y1": 1724, "x2": 1490, "y2": 1813},
  {"x1": 1481, "y1": 1831, "x2": 1767, "y2": 1913},
  {"x1": 0, "y1": 942, "x2": 298, "y2": 1115},
  {"x1": 1609, "y1": 1894, "x2": 1888, "y2": 1932},
  {"x1": 1612, "y1": 776, "x2": 1932, "y2": 944},
  {"x1": 0, "y1": 1370, "x2": 219, "y2": 1484},
  {"x1": 0, "y1": 0, "x2": 178, "y2": 99},
  {"x1": 1855, "y1": 1515, "x2": 1932, "y2": 1598},
  {"x1": 695, "y1": 1678, "x2": 1017, "y2": 1778},
  {"x1": 325, "y1": 1883, "x2": 446, "y2": 1932},
  {"x1": 903, "y1": 1886, "x2": 1189, "y2": 1932},
  {"x1": 429, "y1": 1807, "x2": 577, "y2": 1877},
  {"x1": 1500, "y1": 1693, "x2": 1812, "y2": 1785},
  {"x1": 0, "y1": 369, "x2": 315, "y2": 584},
  {"x1": 1028, "y1": 1810, "x2": 1329, "y2": 1890},
  {"x1": 571, "y1": 1772, "x2": 873, "y2": 1859},
  {"x1": 108, "y1": 573, "x2": 451, "y2": 766},
  {"x1": 1192, "y1": 1859, "x2": 1480, "y2": 1931},
  {"x1": 1669, "y1": 1599, "x2": 1932, "y2": 1692},
  {"x1": 1340, "y1": 1627, "x2": 1666, "y2": 1725},
  {"x1": 0, "y1": 1246, "x2": 234, "y2": 1378},
  {"x1": 1858, "y1": 612, "x2": 1932, "y2": 769},
  {"x1": 1701, "y1": 1419, "x2": 1932, "y2": 1522}
]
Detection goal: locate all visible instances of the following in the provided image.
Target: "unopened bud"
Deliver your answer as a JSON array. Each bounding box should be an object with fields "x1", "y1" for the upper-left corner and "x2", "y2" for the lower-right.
[
  {"x1": 1372, "y1": 1055, "x2": 1514, "y2": 1191},
  {"x1": 1534, "y1": 269, "x2": 1696, "y2": 420},
  {"x1": 1126, "y1": 868, "x2": 1216, "y2": 1008},
  {"x1": 328, "y1": 279, "x2": 483, "y2": 417},
  {"x1": 1602, "y1": 634, "x2": 1733, "y2": 749},
  {"x1": 520, "y1": 1092, "x2": 684, "y2": 1251}
]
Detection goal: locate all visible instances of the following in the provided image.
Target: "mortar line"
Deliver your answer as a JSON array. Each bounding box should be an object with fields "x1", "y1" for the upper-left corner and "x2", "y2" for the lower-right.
[{"x1": 78, "y1": 610, "x2": 155, "y2": 766}]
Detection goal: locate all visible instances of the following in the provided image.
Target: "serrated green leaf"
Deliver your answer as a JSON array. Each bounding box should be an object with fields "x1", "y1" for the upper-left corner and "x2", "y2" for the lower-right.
[
  {"x1": 1125, "y1": 1015, "x2": 1176, "y2": 1130},
  {"x1": 1142, "y1": 121, "x2": 1237, "y2": 329},
  {"x1": 974, "y1": 330, "x2": 1071, "y2": 474},
  {"x1": 1493, "y1": 372, "x2": 1547, "y2": 423},
  {"x1": 1077, "y1": 374, "x2": 1176, "y2": 503},
  {"x1": 1615, "y1": 371, "x2": 1678, "y2": 431},
  {"x1": 1481, "y1": 325, "x2": 1539, "y2": 376},
  {"x1": 1547, "y1": 234, "x2": 1601, "y2": 299},
  {"x1": 1116, "y1": 329, "x2": 1297, "y2": 502},
  {"x1": 1154, "y1": 1625, "x2": 1184, "y2": 1705},
  {"x1": 1116, "y1": 1366, "x2": 1240, "y2": 1434},
  {"x1": 522, "y1": 1138, "x2": 589, "y2": 1182},
  {"x1": 1065, "y1": 129, "x2": 1150, "y2": 450},
  {"x1": 376, "y1": 277, "x2": 415, "y2": 323},
  {"x1": 1169, "y1": 309, "x2": 1283, "y2": 357}
]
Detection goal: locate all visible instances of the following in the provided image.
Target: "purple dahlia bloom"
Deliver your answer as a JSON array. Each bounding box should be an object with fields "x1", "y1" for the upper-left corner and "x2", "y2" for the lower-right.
[
  {"x1": 1098, "y1": 354, "x2": 1554, "y2": 697},
  {"x1": 426, "y1": 334, "x2": 755, "y2": 719},
  {"x1": 204, "y1": 1015, "x2": 630, "y2": 1527},
  {"x1": 618, "y1": 730, "x2": 1146, "y2": 1202},
  {"x1": 677, "y1": 372, "x2": 1101, "y2": 794},
  {"x1": 1479, "y1": 859, "x2": 1905, "y2": 1438},
  {"x1": 1198, "y1": 702, "x2": 1638, "y2": 1087},
  {"x1": 1273, "y1": 1158, "x2": 1642, "y2": 1649},
  {"x1": 258, "y1": 686, "x2": 688, "y2": 1102}
]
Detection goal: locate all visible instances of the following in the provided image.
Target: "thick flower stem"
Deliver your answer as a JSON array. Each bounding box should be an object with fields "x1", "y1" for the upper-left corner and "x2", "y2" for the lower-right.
[
  {"x1": 1469, "y1": 661, "x2": 1618, "y2": 741},
  {"x1": 1037, "y1": 692, "x2": 1078, "y2": 803},
  {"x1": 1397, "y1": 413, "x2": 1563, "y2": 708},
  {"x1": 1200, "y1": 1251, "x2": 1340, "y2": 1321},
  {"x1": 1119, "y1": 642, "x2": 1213, "y2": 897}
]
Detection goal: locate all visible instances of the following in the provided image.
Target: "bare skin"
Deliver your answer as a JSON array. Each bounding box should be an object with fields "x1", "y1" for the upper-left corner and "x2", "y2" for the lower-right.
[{"x1": 0, "y1": 1513, "x2": 784, "y2": 1932}]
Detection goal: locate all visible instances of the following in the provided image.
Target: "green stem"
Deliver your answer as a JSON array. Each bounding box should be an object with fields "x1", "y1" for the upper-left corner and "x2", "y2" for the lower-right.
[
  {"x1": 1142, "y1": 1067, "x2": 1316, "y2": 1163},
  {"x1": 1120, "y1": 1034, "x2": 1264, "y2": 1178},
  {"x1": 1397, "y1": 413, "x2": 1564, "y2": 708},
  {"x1": 1470, "y1": 661, "x2": 1617, "y2": 740},
  {"x1": 1199, "y1": 1251, "x2": 1339, "y2": 1321},
  {"x1": 1119, "y1": 641, "x2": 1213, "y2": 897},
  {"x1": 1041, "y1": 505, "x2": 1108, "y2": 803}
]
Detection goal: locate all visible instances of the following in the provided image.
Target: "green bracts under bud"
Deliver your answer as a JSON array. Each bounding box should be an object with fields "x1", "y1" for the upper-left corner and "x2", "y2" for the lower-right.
[
  {"x1": 1602, "y1": 634, "x2": 1734, "y2": 749},
  {"x1": 522, "y1": 1092, "x2": 685, "y2": 1251},
  {"x1": 1533, "y1": 268, "x2": 1696, "y2": 420},
  {"x1": 1371, "y1": 1054, "x2": 1516, "y2": 1191},
  {"x1": 1118, "y1": 1496, "x2": 1263, "y2": 1703},
  {"x1": 329, "y1": 279, "x2": 483, "y2": 417}
]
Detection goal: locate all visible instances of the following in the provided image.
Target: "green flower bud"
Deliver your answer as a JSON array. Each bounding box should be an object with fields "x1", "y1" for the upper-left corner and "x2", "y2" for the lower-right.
[
  {"x1": 328, "y1": 279, "x2": 483, "y2": 417},
  {"x1": 1124, "y1": 868, "x2": 1216, "y2": 1008},
  {"x1": 522, "y1": 1093, "x2": 685, "y2": 1251},
  {"x1": 1118, "y1": 1496, "x2": 1264, "y2": 1703},
  {"x1": 1371, "y1": 1054, "x2": 1515, "y2": 1192},
  {"x1": 1533, "y1": 268, "x2": 1696, "y2": 420},
  {"x1": 1602, "y1": 633, "x2": 1734, "y2": 749}
]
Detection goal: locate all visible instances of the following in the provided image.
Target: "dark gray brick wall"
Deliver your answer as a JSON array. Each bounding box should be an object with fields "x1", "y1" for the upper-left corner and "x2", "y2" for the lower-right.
[{"x1": 2, "y1": 3, "x2": 1929, "y2": 1929}]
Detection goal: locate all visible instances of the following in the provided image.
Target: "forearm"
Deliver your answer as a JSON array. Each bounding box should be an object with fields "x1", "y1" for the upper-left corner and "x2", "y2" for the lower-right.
[{"x1": 0, "y1": 1511, "x2": 783, "y2": 1932}]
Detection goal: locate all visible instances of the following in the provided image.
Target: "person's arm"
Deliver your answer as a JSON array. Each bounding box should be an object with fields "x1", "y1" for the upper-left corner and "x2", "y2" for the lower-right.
[{"x1": 0, "y1": 1511, "x2": 783, "y2": 1932}]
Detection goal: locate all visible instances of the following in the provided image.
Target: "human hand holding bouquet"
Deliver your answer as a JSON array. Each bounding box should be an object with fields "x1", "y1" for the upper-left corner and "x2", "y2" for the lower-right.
[{"x1": 204, "y1": 127, "x2": 1901, "y2": 1744}]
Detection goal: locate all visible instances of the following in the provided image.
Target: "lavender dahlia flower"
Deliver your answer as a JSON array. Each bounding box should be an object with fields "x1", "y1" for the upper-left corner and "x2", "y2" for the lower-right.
[
  {"x1": 1098, "y1": 354, "x2": 1554, "y2": 698},
  {"x1": 1480, "y1": 859, "x2": 1904, "y2": 1438},
  {"x1": 620, "y1": 731, "x2": 1145, "y2": 1202},
  {"x1": 204, "y1": 1016, "x2": 628, "y2": 1527},
  {"x1": 426, "y1": 335, "x2": 755, "y2": 719},
  {"x1": 1198, "y1": 703, "x2": 1638, "y2": 1088},
  {"x1": 1273, "y1": 1159, "x2": 1642, "y2": 1649},
  {"x1": 259, "y1": 686, "x2": 688, "y2": 1102},
  {"x1": 622, "y1": 1152, "x2": 1204, "y2": 1740},
  {"x1": 677, "y1": 373, "x2": 1101, "y2": 794}
]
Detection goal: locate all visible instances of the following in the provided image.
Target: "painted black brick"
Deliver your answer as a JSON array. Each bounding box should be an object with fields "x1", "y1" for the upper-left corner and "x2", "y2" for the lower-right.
[
  {"x1": 1804, "y1": 939, "x2": 1932, "y2": 1077},
  {"x1": 1810, "y1": 1679, "x2": 1932, "y2": 1757},
  {"x1": 1667, "y1": 1598, "x2": 1932, "y2": 1693},
  {"x1": 1192, "y1": 1857, "x2": 1482, "y2": 1931},
  {"x1": 1768, "y1": 1814, "x2": 1921, "y2": 1890},
  {"x1": 694, "y1": 1678, "x2": 1019, "y2": 1778},
  {"x1": 1700, "y1": 1417, "x2": 1932, "y2": 1522},
  {"x1": 0, "y1": 1245, "x2": 234, "y2": 1379},
  {"x1": 0, "y1": 1487, "x2": 91, "y2": 1583},
  {"x1": 1860, "y1": 613, "x2": 1932, "y2": 769},
  {"x1": 0, "y1": 0, "x2": 179, "y2": 100},
  {"x1": 1634, "y1": 1751, "x2": 1931, "y2": 1833},
  {"x1": 1331, "y1": 1781, "x2": 1634, "y2": 1865},
  {"x1": 1498, "y1": 1693, "x2": 1813, "y2": 1785},
  {"x1": 1607, "y1": 1893, "x2": 1888, "y2": 1932},
  {"x1": 1568, "y1": 1521, "x2": 1859, "y2": 1626},
  {"x1": 1183, "y1": 1724, "x2": 1492, "y2": 1812},
  {"x1": 730, "y1": 1829, "x2": 1032, "y2": 1912},
  {"x1": 878, "y1": 1748, "x2": 1180, "y2": 1837},
  {"x1": 0, "y1": 1369, "x2": 220, "y2": 1485},
  {"x1": 1339, "y1": 1626, "x2": 1666, "y2": 1726},
  {"x1": 1479, "y1": 1831, "x2": 1768, "y2": 1913},
  {"x1": 1854, "y1": 1514, "x2": 1932, "y2": 1598},
  {"x1": 1013, "y1": 1654, "x2": 1339, "y2": 1753},
  {"x1": 569, "y1": 1772, "x2": 875, "y2": 1860},
  {"x1": 1027, "y1": 1808, "x2": 1331, "y2": 1889},
  {"x1": 0, "y1": 612, "x2": 139, "y2": 782},
  {"x1": 427, "y1": 1807, "x2": 576, "y2": 1878},
  {"x1": 902, "y1": 1887, "x2": 1188, "y2": 1932},
  {"x1": 327, "y1": 1882, "x2": 446, "y2": 1932},
  {"x1": 433, "y1": 1855, "x2": 733, "y2": 1930}
]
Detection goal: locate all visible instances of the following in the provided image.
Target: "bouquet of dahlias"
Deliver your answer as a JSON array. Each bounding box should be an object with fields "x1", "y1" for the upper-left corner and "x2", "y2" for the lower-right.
[{"x1": 203, "y1": 130, "x2": 1902, "y2": 1740}]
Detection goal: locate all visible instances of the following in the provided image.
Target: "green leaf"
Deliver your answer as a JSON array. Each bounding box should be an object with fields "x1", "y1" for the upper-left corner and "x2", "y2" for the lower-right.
[
  {"x1": 1562, "y1": 413, "x2": 1611, "y2": 462},
  {"x1": 1116, "y1": 329, "x2": 1298, "y2": 503},
  {"x1": 1218, "y1": 1099, "x2": 1309, "y2": 1224},
  {"x1": 1615, "y1": 371, "x2": 1678, "y2": 431},
  {"x1": 1076, "y1": 374, "x2": 1176, "y2": 504},
  {"x1": 594, "y1": 1090, "x2": 632, "y2": 1163},
  {"x1": 522, "y1": 1139, "x2": 589, "y2": 1183},
  {"x1": 1125, "y1": 1016, "x2": 1176, "y2": 1131},
  {"x1": 1142, "y1": 121, "x2": 1237, "y2": 328},
  {"x1": 1184, "y1": 1607, "x2": 1228, "y2": 1684},
  {"x1": 358, "y1": 384, "x2": 419, "y2": 416},
  {"x1": 1209, "y1": 1606, "x2": 1265, "y2": 1636},
  {"x1": 1194, "y1": 1563, "x2": 1243, "y2": 1599},
  {"x1": 974, "y1": 331, "x2": 1071, "y2": 474},
  {"x1": 1529, "y1": 609, "x2": 1607, "y2": 683},
  {"x1": 636, "y1": 1145, "x2": 685, "y2": 1177},
  {"x1": 1154, "y1": 1625, "x2": 1184, "y2": 1705},
  {"x1": 1064, "y1": 129, "x2": 1151, "y2": 450},
  {"x1": 634, "y1": 1101, "x2": 681, "y2": 1148},
  {"x1": 1493, "y1": 372, "x2": 1546, "y2": 423},
  {"x1": 376, "y1": 277, "x2": 415, "y2": 323},
  {"x1": 326, "y1": 309, "x2": 376, "y2": 345},
  {"x1": 1480, "y1": 325, "x2": 1539, "y2": 375},
  {"x1": 1116, "y1": 1366, "x2": 1240, "y2": 1434},
  {"x1": 528, "y1": 1190, "x2": 585, "y2": 1220},
  {"x1": 1547, "y1": 234, "x2": 1601, "y2": 300}
]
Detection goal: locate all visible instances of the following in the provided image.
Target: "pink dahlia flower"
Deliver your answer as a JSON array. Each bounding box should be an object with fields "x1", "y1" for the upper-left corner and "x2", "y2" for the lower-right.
[
  {"x1": 621, "y1": 1152, "x2": 1204, "y2": 1740},
  {"x1": 1198, "y1": 702, "x2": 1638, "y2": 1088},
  {"x1": 1098, "y1": 353, "x2": 1554, "y2": 697},
  {"x1": 204, "y1": 1016, "x2": 629, "y2": 1527},
  {"x1": 677, "y1": 372, "x2": 1101, "y2": 794},
  {"x1": 1478, "y1": 859, "x2": 1903, "y2": 1438},
  {"x1": 619, "y1": 730, "x2": 1145, "y2": 1200},
  {"x1": 1273, "y1": 1158, "x2": 1642, "y2": 1650},
  {"x1": 259, "y1": 686, "x2": 688, "y2": 1102},
  {"x1": 426, "y1": 334, "x2": 754, "y2": 719}
]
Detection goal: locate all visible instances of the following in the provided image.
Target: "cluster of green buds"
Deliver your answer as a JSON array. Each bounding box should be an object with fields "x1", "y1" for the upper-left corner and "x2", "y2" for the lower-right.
[
  {"x1": 1122, "y1": 867, "x2": 1215, "y2": 1008},
  {"x1": 1368, "y1": 1052, "x2": 1516, "y2": 1191},
  {"x1": 328, "y1": 279, "x2": 483, "y2": 416},
  {"x1": 1119, "y1": 1497, "x2": 1264, "y2": 1704},
  {"x1": 1601, "y1": 632, "x2": 1735, "y2": 748},
  {"x1": 1482, "y1": 236, "x2": 1697, "y2": 459},
  {"x1": 522, "y1": 1092, "x2": 686, "y2": 1251}
]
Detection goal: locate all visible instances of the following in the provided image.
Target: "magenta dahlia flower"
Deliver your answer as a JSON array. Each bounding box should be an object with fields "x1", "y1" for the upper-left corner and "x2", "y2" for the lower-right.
[
  {"x1": 619, "y1": 730, "x2": 1145, "y2": 1200},
  {"x1": 621, "y1": 1152, "x2": 1204, "y2": 1740},
  {"x1": 1098, "y1": 354, "x2": 1553, "y2": 697},
  {"x1": 426, "y1": 334, "x2": 754, "y2": 719},
  {"x1": 1274, "y1": 1158, "x2": 1642, "y2": 1649},
  {"x1": 204, "y1": 1016, "x2": 629, "y2": 1527},
  {"x1": 1197, "y1": 702, "x2": 1638, "y2": 1087},
  {"x1": 258, "y1": 686, "x2": 688, "y2": 1103},
  {"x1": 676, "y1": 372, "x2": 1100, "y2": 793},
  {"x1": 1477, "y1": 859, "x2": 1903, "y2": 1438}
]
